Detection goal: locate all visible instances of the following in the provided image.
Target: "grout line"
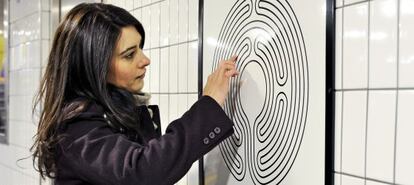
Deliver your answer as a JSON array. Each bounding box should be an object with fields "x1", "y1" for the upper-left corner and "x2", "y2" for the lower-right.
[
  {"x1": 339, "y1": 4, "x2": 345, "y2": 184},
  {"x1": 0, "y1": 161, "x2": 37, "y2": 179},
  {"x1": 8, "y1": 142, "x2": 31, "y2": 150},
  {"x1": 151, "y1": 92, "x2": 198, "y2": 95},
  {"x1": 393, "y1": 0, "x2": 401, "y2": 183},
  {"x1": 185, "y1": 0, "x2": 190, "y2": 110},
  {"x1": 10, "y1": 39, "x2": 50, "y2": 49},
  {"x1": 9, "y1": 11, "x2": 38, "y2": 24},
  {"x1": 337, "y1": 0, "x2": 373, "y2": 9},
  {"x1": 130, "y1": 0, "x2": 167, "y2": 11},
  {"x1": 187, "y1": 0, "x2": 190, "y2": 99},
  {"x1": 167, "y1": 0, "x2": 171, "y2": 124},
  {"x1": 10, "y1": 67, "x2": 43, "y2": 72},
  {"x1": 177, "y1": 0, "x2": 180, "y2": 96},
  {"x1": 143, "y1": 39, "x2": 198, "y2": 51},
  {"x1": 334, "y1": 87, "x2": 414, "y2": 91},
  {"x1": 334, "y1": 171, "x2": 403, "y2": 185},
  {"x1": 159, "y1": 0, "x2": 162, "y2": 105},
  {"x1": 363, "y1": 2, "x2": 371, "y2": 184},
  {"x1": 340, "y1": 2, "x2": 345, "y2": 184},
  {"x1": 148, "y1": 6, "x2": 152, "y2": 93}
]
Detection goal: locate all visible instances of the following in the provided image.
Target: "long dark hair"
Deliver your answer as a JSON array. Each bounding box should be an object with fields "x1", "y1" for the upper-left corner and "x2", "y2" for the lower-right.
[{"x1": 31, "y1": 3, "x2": 145, "y2": 179}]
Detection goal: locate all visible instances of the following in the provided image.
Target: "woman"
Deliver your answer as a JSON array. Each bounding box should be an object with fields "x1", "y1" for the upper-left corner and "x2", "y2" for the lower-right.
[{"x1": 31, "y1": 3, "x2": 238, "y2": 185}]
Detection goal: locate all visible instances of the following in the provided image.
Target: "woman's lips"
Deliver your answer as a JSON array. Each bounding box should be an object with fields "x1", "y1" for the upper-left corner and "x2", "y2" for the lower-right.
[{"x1": 137, "y1": 73, "x2": 145, "y2": 79}]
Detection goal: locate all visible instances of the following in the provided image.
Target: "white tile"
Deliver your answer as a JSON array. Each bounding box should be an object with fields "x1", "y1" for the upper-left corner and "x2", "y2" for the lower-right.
[
  {"x1": 188, "y1": 41, "x2": 198, "y2": 92},
  {"x1": 125, "y1": 0, "x2": 134, "y2": 11},
  {"x1": 395, "y1": 90, "x2": 414, "y2": 185},
  {"x1": 344, "y1": 0, "x2": 365, "y2": 5},
  {"x1": 0, "y1": 166, "x2": 13, "y2": 185},
  {"x1": 159, "y1": 94, "x2": 169, "y2": 134},
  {"x1": 150, "y1": 94, "x2": 160, "y2": 105},
  {"x1": 30, "y1": 69, "x2": 41, "y2": 96},
  {"x1": 10, "y1": 12, "x2": 40, "y2": 46},
  {"x1": 41, "y1": 40, "x2": 50, "y2": 68},
  {"x1": 336, "y1": 9, "x2": 343, "y2": 89},
  {"x1": 0, "y1": 144, "x2": 38, "y2": 178},
  {"x1": 0, "y1": 165, "x2": 37, "y2": 185},
  {"x1": 334, "y1": 173, "x2": 342, "y2": 185},
  {"x1": 169, "y1": 0, "x2": 179, "y2": 44},
  {"x1": 160, "y1": 0, "x2": 170, "y2": 46},
  {"x1": 366, "y1": 91, "x2": 396, "y2": 182},
  {"x1": 176, "y1": 175, "x2": 187, "y2": 185},
  {"x1": 178, "y1": 0, "x2": 188, "y2": 43},
  {"x1": 41, "y1": 11, "x2": 50, "y2": 39},
  {"x1": 8, "y1": 96, "x2": 19, "y2": 120},
  {"x1": 187, "y1": 93, "x2": 198, "y2": 109},
  {"x1": 19, "y1": 69, "x2": 38, "y2": 96},
  {"x1": 27, "y1": 41, "x2": 41, "y2": 68},
  {"x1": 149, "y1": 49, "x2": 160, "y2": 93},
  {"x1": 177, "y1": 94, "x2": 188, "y2": 116},
  {"x1": 187, "y1": 161, "x2": 199, "y2": 185},
  {"x1": 41, "y1": 0, "x2": 50, "y2": 11},
  {"x1": 335, "y1": 92, "x2": 343, "y2": 172},
  {"x1": 341, "y1": 175, "x2": 364, "y2": 185},
  {"x1": 178, "y1": 44, "x2": 188, "y2": 92},
  {"x1": 188, "y1": 0, "x2": 198, "y2": 40},
  {"x1": 40, "y1": 177, "x2": 53, "y2": 185},
  {"x1": 115, "y1": 0, "x2": 126, "y2": 10},
  {"x1": 169, "y1": 94, "x2": 178, "y2": 122},
  {"x1": 10, "y1": 23, "x2": 18, "y2": 47},
  {"x1": 133, "y1": 9, "x2": 142, "y2": 22},
  {"x1": 142, "y1": 0, "x2": 151, "y2": 6},
  {"x1": 29, "y1": 13, "x2": 41, "y2": 41},
  {"x1": 342, "y1": 91, "x2": 367, "y2": 176},
  {"x1": 150, "y1": 4, "x2": 160, "y2": 48},
  {"x1": 9, "y1": 46, "x2": 21, "y2": 71},
  {"x1": 335, "y1": 173, "x2": 341, "y2": 185},
  {"x1": 343, "y1": 3, "x2": 369, "y2": 89},
  {"x1": 142, "y1": 7, "x2": 151, "y2": 49},
  {"x1": 169, "y1": 46, "x2": 178, "y2": 93},
  {"x1": 369, "y1": 0, "x2": 398, "y2": 88},
  {"x1": 9, "y1": 120, "x2": 37, "y2": 148},
  {"x1": 8, "y1": 72, "x2": 17, "y2": 96},
  {"x1": 336, "y1": 0, "x2": 343, "y2": 8},
  {"x1": 22, "y1": 95, "x2": 33, "y2": 122},
  {"x1": 399, "y1": 0, "x2": 414, "y2": 88},
  {"x1": 10, "y1": 0, "x2": 39, "y2": 22},
  {"x1": 366, "y1": 180, "x2": 388, "y2": 185},
  {"x1": 133, "y1": 0, "x2": 141, "y2": 9},
  {"x1": 142, "y1": 50, "x2": 151, "y2": 92},
  {"x1": 160, "y1": 48, "x2": 169, "y2": 93}
]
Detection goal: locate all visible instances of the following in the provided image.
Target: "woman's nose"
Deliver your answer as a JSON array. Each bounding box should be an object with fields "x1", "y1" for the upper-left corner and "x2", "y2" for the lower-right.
[{"x1": 139, "y1": 55, "x2": 151, "y2": 67}]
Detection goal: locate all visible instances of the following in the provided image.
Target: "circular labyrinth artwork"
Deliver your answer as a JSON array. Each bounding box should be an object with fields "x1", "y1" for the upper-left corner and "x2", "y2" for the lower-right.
[{"x1": 211, "y1": 0, "x2": 309, "y2": 184}]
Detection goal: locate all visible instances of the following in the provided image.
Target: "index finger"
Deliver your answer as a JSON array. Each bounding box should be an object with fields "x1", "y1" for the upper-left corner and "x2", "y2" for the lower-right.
[{"x1": 229, "y1": 55, "x2": 238, "y2": 62}]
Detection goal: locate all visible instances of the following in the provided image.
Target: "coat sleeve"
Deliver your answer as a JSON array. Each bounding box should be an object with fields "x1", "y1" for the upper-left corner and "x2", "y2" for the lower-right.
[{"x1": 59, "y1": 96, "x2": 234, "y2": 185}]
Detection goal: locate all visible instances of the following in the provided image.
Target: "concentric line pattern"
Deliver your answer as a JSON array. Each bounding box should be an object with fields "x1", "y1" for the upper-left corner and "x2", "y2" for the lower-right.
[{"x1": 211, "y1": 0, "x2": 309, "y2": 184}]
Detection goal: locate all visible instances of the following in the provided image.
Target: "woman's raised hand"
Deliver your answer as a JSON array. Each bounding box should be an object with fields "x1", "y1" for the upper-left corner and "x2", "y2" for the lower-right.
[{"x1": 203, "y1": 55, "x2": 239, "y2": 107}]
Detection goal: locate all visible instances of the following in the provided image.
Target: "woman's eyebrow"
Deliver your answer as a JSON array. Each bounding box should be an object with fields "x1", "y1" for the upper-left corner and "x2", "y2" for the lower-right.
[{"x1": 119, "y1": 45, "x2": 137, "y2": 56}]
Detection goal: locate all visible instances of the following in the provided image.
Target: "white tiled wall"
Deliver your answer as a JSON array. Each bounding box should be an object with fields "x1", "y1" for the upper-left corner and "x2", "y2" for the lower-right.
[
  {"x1": 105, "y1": 0, "x2": 199, "y2": 184},
  {"x1": 335, "y1": 0, "x2": 414, "y2": 184},
  {"x1": 0, "y1": 0, "x2": 51, "y2": 184}
]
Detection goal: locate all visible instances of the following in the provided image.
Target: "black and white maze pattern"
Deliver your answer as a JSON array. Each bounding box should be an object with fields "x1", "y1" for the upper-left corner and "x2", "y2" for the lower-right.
[{"x1": 211, "y1": 0, "x2": 309, "y2": 184}]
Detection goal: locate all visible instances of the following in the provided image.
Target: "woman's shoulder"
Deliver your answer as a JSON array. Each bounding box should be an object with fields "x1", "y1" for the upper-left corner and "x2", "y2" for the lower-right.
[{"x1": 57, "y1": 100, "x2": 111, "y2": 142}]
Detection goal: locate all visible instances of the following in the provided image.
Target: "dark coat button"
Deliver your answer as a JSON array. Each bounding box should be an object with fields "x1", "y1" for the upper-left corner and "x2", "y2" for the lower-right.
[
  {"x1": 209, "y1": 132, "x2": 215, "y2": 139},
  {"x1": 214, "y1": 127, "x2": 221, "y2": 134},
  {"x1": 203, "y1": 138, "x2": 210, "y2": 145}
]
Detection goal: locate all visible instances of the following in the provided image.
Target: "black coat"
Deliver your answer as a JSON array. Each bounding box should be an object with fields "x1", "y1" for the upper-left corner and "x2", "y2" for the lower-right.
[{"x1": 54, "y1": 96, "x2": 234, "y2": 185}]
